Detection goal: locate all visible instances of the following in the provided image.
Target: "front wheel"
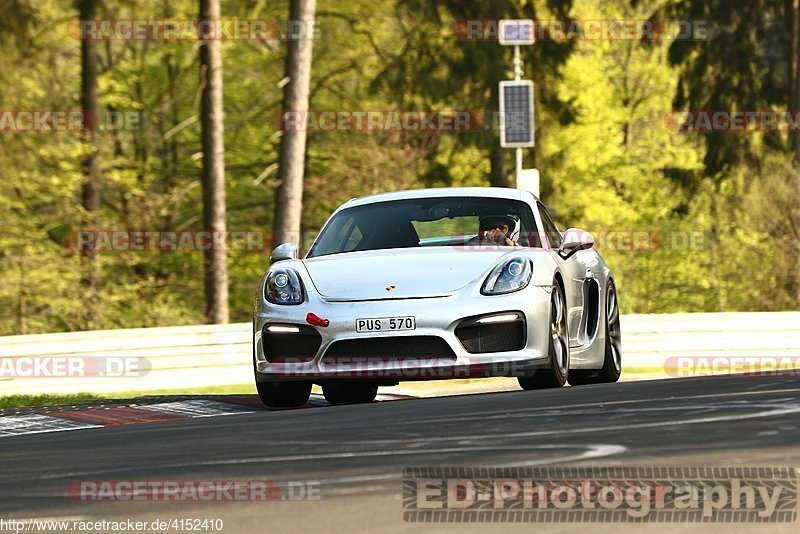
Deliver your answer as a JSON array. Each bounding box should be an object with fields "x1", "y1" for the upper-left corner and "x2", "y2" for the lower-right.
[
  {"x1": 597, "y1": 280, "x2": 622, "y2": 382},
  {"x1": 518, "y1": 280, "x2": 569, "y2": 390},
  {"x1": 569, "y1": 280, "x2": 622, "y2": 385},
  {"x1": 256, "y1": 380, "x2": 312, "y2": 408}
]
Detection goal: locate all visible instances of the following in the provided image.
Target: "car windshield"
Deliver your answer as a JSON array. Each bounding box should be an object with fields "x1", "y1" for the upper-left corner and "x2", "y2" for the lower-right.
[{"x1": 307, "y1": 196, "x2": 541, "y2": 258}]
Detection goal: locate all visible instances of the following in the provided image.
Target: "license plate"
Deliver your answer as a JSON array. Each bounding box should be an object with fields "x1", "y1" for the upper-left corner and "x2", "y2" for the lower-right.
[{"x1": 356, "y1": 316, "x2": 416, "y2": 333}]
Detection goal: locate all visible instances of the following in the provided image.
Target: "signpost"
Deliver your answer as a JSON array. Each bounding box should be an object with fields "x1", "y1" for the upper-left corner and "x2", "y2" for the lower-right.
[{"x1": 498, "y1": 19, "x2": 539, "y2": 195}]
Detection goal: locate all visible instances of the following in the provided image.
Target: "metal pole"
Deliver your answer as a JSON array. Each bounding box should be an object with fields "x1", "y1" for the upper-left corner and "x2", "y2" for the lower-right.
[{"x1": 514, "y1": 44, "x2": 522, "y2": 184}]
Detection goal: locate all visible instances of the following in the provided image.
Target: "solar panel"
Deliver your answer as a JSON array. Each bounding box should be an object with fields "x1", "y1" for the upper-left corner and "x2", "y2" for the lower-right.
[{"x1": 499, "y1": 81, "x2": 535, "y2": 147}]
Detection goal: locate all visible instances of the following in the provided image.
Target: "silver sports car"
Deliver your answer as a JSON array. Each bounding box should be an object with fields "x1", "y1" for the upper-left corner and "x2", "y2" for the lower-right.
[{"x1": 253, "y1": 187, "x2": 621, "y2": 407}]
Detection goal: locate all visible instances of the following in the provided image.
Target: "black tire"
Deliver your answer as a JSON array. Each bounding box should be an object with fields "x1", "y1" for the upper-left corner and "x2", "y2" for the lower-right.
[
  {"x1": 518, "y1": 280, "x2": 569, "y2": 390},
  {"x1": 565, "y1": 369, "x2": 596, "y2": 385},
  {"x1": 256, "y1": 380, "x2": 312, "y2": 408},
  {"x1": 596, "y1": 280, "x2": 622, "y2": 382},
  {"x1": 322, "y1": 381, "x2": 378, "y2": 404},
  {"x1": 568, "y1": 280, "x2": 622, "y2": 385}
]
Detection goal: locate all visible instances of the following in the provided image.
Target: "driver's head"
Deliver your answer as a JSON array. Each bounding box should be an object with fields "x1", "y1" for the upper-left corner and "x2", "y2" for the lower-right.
[{"x1": 479, "y1": 215, "x2": 516, "y2": 236}]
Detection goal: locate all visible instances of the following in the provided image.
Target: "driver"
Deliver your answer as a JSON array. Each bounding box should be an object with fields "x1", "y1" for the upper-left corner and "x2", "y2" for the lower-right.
[{"x1": 469, "y1": 214, "x2": 519, "y2": 246}]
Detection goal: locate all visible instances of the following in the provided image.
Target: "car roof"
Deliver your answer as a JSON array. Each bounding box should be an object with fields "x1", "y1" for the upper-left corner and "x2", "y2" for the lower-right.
[{"x1": 342, "y1": 187, "x2": 539, "y2": 210}]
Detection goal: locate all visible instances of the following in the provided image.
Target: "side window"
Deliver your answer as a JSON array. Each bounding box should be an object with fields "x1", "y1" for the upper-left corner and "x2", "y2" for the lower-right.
[
  {"x1": 516, "y1": 207, "x2": 542, "y2": 248},
  {"x1": 537, "y1": 202, "x2": 562, "y2": 248}
]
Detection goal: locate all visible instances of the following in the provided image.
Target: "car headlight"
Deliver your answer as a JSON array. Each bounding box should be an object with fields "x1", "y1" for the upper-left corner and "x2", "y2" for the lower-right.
[
  {"x1": 481, "y1": 257, "x2": 533, "y2": 295},
  {"x1": 265, "y1": 268, "x2": 305, "y2": 305}
]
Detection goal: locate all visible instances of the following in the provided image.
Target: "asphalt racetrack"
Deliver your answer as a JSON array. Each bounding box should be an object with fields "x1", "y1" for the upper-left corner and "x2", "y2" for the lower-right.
[{"x1": 1, "y1": 374, "x2": 799, "y2": 533}]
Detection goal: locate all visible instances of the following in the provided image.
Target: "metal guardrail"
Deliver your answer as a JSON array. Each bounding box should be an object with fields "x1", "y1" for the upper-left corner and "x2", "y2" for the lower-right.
[
  {"x1": 0, "y1": 312, "x2": 798, "y2": 396},
  {"x1": 0, "y1": 324, "x2": 252, "y2": 396},
  {"x1": 620, "y1": 312, "x2": 800, "y2": 367}
]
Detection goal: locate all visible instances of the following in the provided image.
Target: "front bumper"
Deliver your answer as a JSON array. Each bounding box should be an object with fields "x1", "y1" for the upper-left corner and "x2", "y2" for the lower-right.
[{"x1": 254, "y1": 285, "x2": 553, "y2": 382}]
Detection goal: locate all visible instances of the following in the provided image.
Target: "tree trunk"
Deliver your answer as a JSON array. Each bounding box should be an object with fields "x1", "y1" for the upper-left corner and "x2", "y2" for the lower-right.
[
  {"x1": 199, "y1": 0, "x2": 229, "y2": 324},
  {"x1": 78, "y1": 0, "x2": 101, "y2": 330},
  {"x1": 792, "y1": 0, "x2": 800, "y2": 306},
  {"x1": 489, "y1": 145, "x2": 506, "y2": 187},
  {"x1": 487, "y1": 0, "x2": 508, "y2": 187},
  {"x1": 791, "y1": 0, "x2": 800, "y2": 162},
  {"x1": 17, "y1": 248, "x2": 27, "y2": 335},
  {"x1": 274, "y1": 0, "x2": 317, "y2": 250}
]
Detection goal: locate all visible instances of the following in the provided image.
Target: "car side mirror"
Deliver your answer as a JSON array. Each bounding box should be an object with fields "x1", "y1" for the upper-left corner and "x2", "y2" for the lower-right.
[
  {"x1": 270, "y1": 242, "x2": 297, "y2": 263},
  {"x1": 558, "y1": 228, "x2": 594, "y2": 259}
]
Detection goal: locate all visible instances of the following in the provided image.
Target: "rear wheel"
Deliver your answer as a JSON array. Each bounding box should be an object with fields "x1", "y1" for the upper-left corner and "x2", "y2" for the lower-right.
[
  {"x1": 569, "y1": 280, "x2": 622, "y2": 385},
  {"x1": 322, "y1": 381, "x2": 378, "y2": 404},
  {"x1": 518, "y1": 280, "x2": 569, "y2": 390},
  {"x1": 256, "y1": 381, "x2": 312, "y2": 408}
]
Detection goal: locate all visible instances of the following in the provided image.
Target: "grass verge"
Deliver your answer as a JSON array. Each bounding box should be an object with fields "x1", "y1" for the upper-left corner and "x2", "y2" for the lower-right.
[{"x1": 0, "y1": 393, "x2": 104, "y2": 409}]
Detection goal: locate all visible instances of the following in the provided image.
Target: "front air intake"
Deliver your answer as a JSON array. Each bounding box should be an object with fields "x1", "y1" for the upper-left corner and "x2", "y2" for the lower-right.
[
  {"x1": 455, "y1": 312, "x2": 526, "y2": 353},
  {"x1": 261, "y1": 324, "x2": 322, "y2": 363}
]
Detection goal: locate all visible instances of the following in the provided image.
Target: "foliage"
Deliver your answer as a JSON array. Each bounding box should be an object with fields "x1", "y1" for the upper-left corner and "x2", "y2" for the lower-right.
[{"x1": 0, "y1": 0, "x2": 797, "y2": 335}]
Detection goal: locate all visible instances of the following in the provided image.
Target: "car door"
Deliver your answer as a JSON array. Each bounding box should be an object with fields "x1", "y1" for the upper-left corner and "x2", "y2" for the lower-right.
[{"x1": 535, "y1": 202, "x2": 598, "y2": 349}]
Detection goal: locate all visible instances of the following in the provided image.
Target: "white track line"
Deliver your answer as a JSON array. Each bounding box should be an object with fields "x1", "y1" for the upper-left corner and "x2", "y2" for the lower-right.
[
  {"x1": 140, "y1": 399, "x2": 257, "y2": 417},
  {"x1": 0, "y1": 414, "x2": 101, "y2": 437},
  {"x1": 362, "y1": 403, "x2": 800, "y2": 444},
  {"x1": 0, "y1": 393, "x2": 413, "y2": 438}
]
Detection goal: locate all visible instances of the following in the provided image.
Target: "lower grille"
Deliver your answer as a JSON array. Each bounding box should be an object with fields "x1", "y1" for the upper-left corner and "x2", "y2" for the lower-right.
[
  {"x1": 261, "y1": 324, "x2": 322, "y2": 363},
  {"x1": 455, "y1": 314, "x2": 526, "y2": 353},
  {"x1": 323, "y1": 336, "x2": 456, "y2": 362}
]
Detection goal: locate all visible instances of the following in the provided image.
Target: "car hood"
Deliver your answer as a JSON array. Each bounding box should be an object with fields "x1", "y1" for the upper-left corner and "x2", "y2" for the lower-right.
[{"x1": 301, "y1": 248, "x2": 514, "y2": 300}]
